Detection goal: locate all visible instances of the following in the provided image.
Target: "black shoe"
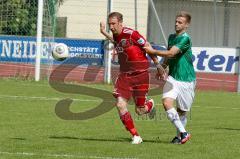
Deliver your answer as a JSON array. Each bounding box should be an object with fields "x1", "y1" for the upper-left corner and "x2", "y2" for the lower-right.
[
  {"x1": 180, "y1": 132, "x2": 191, "y2": 144},
  {"x1": 171, "y1": 136, "x2": 181, "y2": 144}
]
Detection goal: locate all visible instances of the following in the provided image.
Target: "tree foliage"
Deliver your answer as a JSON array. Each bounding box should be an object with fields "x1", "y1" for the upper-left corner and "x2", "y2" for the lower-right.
[{"x1": 0, "y1": 0, "x2": 64, "y2": 36}]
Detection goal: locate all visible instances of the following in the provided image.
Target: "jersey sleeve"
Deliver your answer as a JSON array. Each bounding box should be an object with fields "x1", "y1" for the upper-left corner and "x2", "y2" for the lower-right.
[
  {"x1": 175, "y1": 36, "x2": 190, "y2": 53},
  {"x1": 131, "y1": 30, "x2": 146, "y2": 47},
  {"x1": 167, "y1": 34, "x2": 173, "y2": 49}
]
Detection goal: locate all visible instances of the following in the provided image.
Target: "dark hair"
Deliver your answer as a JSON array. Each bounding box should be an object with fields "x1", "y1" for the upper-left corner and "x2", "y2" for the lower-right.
[
  {"x1": 108, "y1": 12, "x2": 123, "y2": 22},
  {"x1": 176, "y1": 11, "x2": 191, "y2": 23}
]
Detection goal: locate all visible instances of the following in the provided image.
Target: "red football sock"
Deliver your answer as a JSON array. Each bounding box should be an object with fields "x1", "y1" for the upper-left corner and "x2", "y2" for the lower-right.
[
  {"x1": 120, "y1": 112, "x2": 139, "y2": 136},
  {"x1": 145, "y1": 100, "x2": 153, "y2": 113}
]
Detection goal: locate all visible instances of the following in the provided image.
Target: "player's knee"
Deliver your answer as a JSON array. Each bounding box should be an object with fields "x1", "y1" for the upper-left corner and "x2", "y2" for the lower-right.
[
  {"x1": 162, "y1": 99, "x2": 172, "y2": 110},
  {"x1": 116, "y1": 101, "x2": 127, "y2": 112}
]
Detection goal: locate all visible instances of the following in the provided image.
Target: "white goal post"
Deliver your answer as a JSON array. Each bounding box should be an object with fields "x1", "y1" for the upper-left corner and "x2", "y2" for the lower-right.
[{"x1": 35, "y1": 0, "x2": 44, "y2": 81}]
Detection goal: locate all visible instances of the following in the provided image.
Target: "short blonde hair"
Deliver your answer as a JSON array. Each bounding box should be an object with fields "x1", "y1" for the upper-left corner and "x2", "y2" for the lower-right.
[
  {"x1": 108, "y1": 12, "x2": 123, "y2": 23},
  {"x1": 176, "y1": 11, "x2": 191, "y2": 23}
]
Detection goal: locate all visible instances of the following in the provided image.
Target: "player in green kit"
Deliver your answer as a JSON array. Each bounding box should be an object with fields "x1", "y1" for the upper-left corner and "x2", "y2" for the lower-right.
[{"x1": 144, "y1": 11, "x2": 196, "y2": 144}]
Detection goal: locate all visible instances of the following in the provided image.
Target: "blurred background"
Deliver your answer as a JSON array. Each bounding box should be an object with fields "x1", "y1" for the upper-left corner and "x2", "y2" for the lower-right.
[{"x1": 0, "y1": 0, "x2": 239, "y2": 92}]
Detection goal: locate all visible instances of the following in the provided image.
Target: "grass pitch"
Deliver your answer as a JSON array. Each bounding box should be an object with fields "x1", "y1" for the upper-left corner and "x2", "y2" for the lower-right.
[{"x1": 0, "y1": 78, "x2": 240, "y2": 159}]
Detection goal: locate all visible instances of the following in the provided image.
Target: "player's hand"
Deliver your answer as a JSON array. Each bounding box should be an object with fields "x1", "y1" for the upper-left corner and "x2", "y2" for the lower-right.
[
  {"x1": 155, "y1": 71, "x2": 168, "y2": 81},
  {"x1": 100, "y1": 21, "x2": 106, "y2": 33},
  {"x1": 155, "y1": 72, "x2": 161, "y2": 80},
  {"x1": 99, "y1": 21, "x2": 115, "y2": 43},
  {"x1": 143, "y1": 45, "x2": 156, "y2": 55},
  {"x1": 155, "y1": 64, "x2": 168, "y2": 81}
]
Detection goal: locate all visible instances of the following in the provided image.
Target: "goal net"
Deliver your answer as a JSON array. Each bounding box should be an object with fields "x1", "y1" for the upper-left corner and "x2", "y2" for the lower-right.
[{"x1": 0, "y1": 0, "x2": 57, "y2": 80}]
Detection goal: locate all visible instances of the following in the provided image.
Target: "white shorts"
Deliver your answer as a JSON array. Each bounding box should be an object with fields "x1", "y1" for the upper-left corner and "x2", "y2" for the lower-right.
[{"x1": 162, "y1": 76, "x2": 196, "y2": 111}]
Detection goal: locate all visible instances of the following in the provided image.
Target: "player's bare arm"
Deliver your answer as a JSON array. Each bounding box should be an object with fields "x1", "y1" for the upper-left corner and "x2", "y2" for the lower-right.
[
  {"x1": 144, "y1": 42, "x2": 167, "y2": 80},
  {"x1": 161, "y1": 57, "x2": 169, "y2": 69},
  {"x1": 144, "y1": 42, "x2": 160, "y2": 65},
  {"x1": 144, "y1": 45, "x2": 180, "y2": 58},
  {"x1": 100, "y1": 21, "x2": 115, "y2": 43},
  {"x1": 151, "y1": 55, "x2": 167, "y2": 80}
]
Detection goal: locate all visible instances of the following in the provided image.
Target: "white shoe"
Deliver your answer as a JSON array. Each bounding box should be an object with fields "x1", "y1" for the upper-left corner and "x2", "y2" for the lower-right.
[{"x1": 131, "y1": 135, "x2": 143, "y2": 144}]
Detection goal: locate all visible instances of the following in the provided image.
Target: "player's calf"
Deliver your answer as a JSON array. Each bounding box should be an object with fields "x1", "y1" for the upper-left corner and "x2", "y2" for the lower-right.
[
  {"x1": 135, "y1": 106, "x2": 146, "y2": 115},
  {"x1": 116, "y1": 97, "x2": 128, "y2": 114},
  {"x1": 135, "y1": 99, "x2": 155, "y2": 118}
]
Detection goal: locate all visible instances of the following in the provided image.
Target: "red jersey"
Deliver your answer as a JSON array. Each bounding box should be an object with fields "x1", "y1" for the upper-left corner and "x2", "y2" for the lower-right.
[{"x1": 113, "y1": 27, "x2": 149, "y2": 73}]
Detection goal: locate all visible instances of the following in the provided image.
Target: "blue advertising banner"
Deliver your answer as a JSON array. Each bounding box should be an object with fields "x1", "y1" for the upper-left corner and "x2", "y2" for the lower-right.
[
  {"x1": 1, "y1": 35, "x2": 238, "y2": 73},
  {"x1": 149, "y1": 44, "x2": 239, "y2": 74},
  {"x1": 0, "y1": 35, "x2": 105, "y2": 66}
]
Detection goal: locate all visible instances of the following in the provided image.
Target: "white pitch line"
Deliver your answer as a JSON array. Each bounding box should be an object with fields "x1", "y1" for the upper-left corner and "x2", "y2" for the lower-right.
[
  {"x1": 192, "y1": 105, "x2": 240, "y2": 110},
  {"x1": 155, "y1": 104, "x2": 240, "y2": 110},
  {"x1": 0, "y1": 95, "x2": 102, "y2": 102},
  {"x1": 0, "y1": 94, "x2": 239, "y2": 110},
  {"x1": 0, "y1": 151, "x2": 138, "y2": 159}
]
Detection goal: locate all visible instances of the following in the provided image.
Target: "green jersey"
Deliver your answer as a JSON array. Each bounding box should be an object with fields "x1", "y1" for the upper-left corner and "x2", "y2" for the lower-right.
[{"x1": 167, "y1": 32, "x2": 196, "y2": 82}]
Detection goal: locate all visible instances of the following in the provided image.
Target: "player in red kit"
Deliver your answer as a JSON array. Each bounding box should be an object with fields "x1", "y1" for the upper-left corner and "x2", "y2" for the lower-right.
[{"x1": 100, "y1": 12, "x2": 166, "y2": 144}]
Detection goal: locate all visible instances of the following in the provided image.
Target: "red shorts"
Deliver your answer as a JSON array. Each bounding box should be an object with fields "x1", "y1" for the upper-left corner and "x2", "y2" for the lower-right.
[{"x1": 113, "y1": 71, "x2": 149, "y2": 107}]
